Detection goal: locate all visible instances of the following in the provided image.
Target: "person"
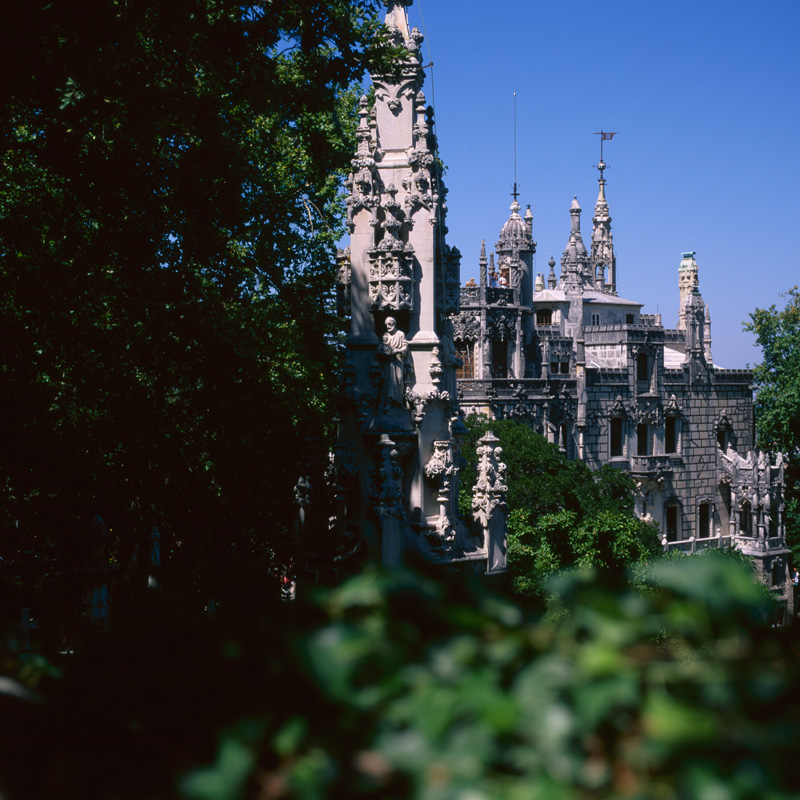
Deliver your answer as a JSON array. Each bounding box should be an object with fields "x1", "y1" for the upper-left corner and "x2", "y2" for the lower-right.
[
  {"x1": 378, "y1": 316, "x2": 408, "y2": 407},
  {"x1": 792, "y1": 567, "x2": 799, "y2": 587},
  {"x1": 465, "y1": 277, "x2": 476, "y2": 287}
]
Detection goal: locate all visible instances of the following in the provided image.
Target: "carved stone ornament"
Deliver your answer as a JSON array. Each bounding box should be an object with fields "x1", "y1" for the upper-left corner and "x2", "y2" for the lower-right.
[
  {"x1": 714, "y1": 410, "x2": 734, "y2": 435},
  {"x1": 369, "y1": 435, "x2": 405, "y2": 521},
  {"x1": 472, "y1": 431, "x2": 508, "y2": 528},
  {"x1": 333, "y1": 440, "x2": 358, "y2": 481},
  {"x1": 510, "y1": 403, "x2": 538, "y2": 424},
  {"x1": 429, "y1": 514, "x2": 457, "y2": 548},
  {"x1": 407, "y1": 388, "x2": 447, "y2": 425},
  {"x1": 488, "y1": 309, "x2": 517, "y2": 342},
  {"x1": 632, "y1": 397, "x2": 662, "y2": 426},
  {"x1": 294, "y1": 475, "x2": 312, "y2": 509},
  {"x1": 609, "y1": 394, "x2": 630, "y2": 419},
  {"x1": 424, "y1": 440, "x2": 457, "y2": 498},
  {"x1": 336, "y1": 246, "x2": 352, "y2": 318},
  {"x1": 345, "y1": 97, "x2": 380, "y2": 230},
  {"x1": 451, "y1": 311, "x2": 481, "y2": 342},
  {"x1": 437, "y1": 244, "x2": 462, "y2": 316},
  {"x1": 368, "y1": 240, "x2": 415, "y2": 312},
  {"x1": 664, "y1": 394, "x2": 683, "y2": 417}
]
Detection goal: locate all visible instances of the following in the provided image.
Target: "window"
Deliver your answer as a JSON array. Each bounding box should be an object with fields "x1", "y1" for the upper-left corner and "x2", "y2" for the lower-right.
[
  {"x1": 666, "y1": 504, "x2": 681, "y2": 542},
  {"x1": 637, "y1": 353, "x2": 649, "y2": 383},
  {"x1": 537, "y1": 309, "x2": 552, "y2": 326},
  {"x1": 610, "y1": 418, "x2": 624, "y2": 458},
  {"x1": 637, "y1": 423, "x2": 650, "y2": 456},
  {"x1": 698, "y1": 502, "x2": 712, "y2": 538},
  {"x1": 626, "y1": 314, "x2": 635, "y2": 324},
  {"x1": 560, "y1": 361, "x2": 570, "y2": 374},
  {"x1": 717, "y1": 428, "x2": 728, "y2": 450},
  {"x1": 491, "y1": 340, "x2": 508, "y2": 379},
  {"x1": 665, "y1": 416, "x2": 677, "y2": 454},
  {"x1": 591, "y1": 313, "x2": 601, "y2": 326},
  {"x1": 740, "y1": 501, "x2": 752, "y2": 536},
  {"x1": 550, "y1": 361, "x2": 560, "y2": 375},
  {"x1": 455, "y1": 343, "x2": 475, "y2": 379}
]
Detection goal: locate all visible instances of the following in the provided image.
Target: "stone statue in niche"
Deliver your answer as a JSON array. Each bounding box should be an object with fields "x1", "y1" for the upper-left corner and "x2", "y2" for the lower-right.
[{"x1": 378, "y1": 316, "x2": 409, "y2": 407}]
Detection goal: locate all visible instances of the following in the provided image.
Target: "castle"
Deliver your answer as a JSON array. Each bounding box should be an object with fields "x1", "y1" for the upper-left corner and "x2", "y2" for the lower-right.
[
  {"x1": 333, "y1": 0, "x2": 791, "y2": 617},
  {"x1": 451, "y1": 154, "x2": 792, "y2": 615}
]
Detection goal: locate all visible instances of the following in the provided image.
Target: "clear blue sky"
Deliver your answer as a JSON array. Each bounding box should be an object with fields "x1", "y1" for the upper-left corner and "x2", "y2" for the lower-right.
[{"x1": 398, "y1": 0, "x2": 800, "y2": 369}]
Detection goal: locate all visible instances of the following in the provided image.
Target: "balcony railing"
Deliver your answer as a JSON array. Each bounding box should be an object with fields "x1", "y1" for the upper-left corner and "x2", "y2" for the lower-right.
[{"x1": 629, "y1": 455, "x2": 673, "y2": 476}]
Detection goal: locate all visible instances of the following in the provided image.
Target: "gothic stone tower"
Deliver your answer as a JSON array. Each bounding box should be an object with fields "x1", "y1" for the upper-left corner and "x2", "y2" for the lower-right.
[{"x1": 334, "y1": 0, "x2": 507, "y2": 572}]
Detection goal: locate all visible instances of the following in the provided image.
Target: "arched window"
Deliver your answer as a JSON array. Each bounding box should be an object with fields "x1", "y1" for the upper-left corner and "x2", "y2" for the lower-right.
[{"x1": 739, "y1": 501, "x2": 752, "y2": 536}]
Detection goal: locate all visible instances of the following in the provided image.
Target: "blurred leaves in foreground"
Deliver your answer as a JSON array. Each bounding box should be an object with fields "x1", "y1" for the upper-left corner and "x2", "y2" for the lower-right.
[{"x1": 2, "y1": 554, "x2": 800, "y2": 799}]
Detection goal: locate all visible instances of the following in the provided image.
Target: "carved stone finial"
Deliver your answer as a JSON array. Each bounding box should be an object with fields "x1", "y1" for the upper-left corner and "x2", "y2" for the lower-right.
[{"x1": 472, "y1": 431, "x2": 508, "y2": 528}]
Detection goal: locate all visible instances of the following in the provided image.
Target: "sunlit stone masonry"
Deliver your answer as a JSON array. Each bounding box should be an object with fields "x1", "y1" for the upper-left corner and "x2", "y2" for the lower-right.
[{"x1": 333, "y1": 0, "x2": 507, "y2": 572}]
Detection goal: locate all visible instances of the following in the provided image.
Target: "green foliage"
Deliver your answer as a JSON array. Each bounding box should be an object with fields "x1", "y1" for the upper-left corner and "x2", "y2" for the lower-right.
[
  {"x1": 5, "y1": 559, "x2": 799, "y2": 799},
  {"x1": 744, "y1": 286, "x2": 800, "y2": 560},
  {"x1": 0, "y1": 0, "x2": 389, "y2": 570},
  {"x1": 461, "y1": 416, "x2": 660, "y2": 597}
]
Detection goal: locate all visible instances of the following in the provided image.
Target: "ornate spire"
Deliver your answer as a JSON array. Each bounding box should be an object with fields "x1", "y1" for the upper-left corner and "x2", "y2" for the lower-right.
[
  {"x1": 590, "y1": 159, "x2": 617, "y2": 295},
  {"x1": 547, "y1": 255, "x2": 557, "y2": 289},
  {"x1": 479, "y1": 239, "x2": 488, "y2": 288},
  {"x1": 591, "y1": 131, "x2": 618, "y2": 295},
  {"x1": 560, "y1": 197, "x2": 590, "y2": 289}
]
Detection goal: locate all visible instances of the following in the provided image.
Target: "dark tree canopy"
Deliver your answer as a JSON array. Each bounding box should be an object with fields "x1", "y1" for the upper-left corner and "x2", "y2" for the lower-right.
[
  {"x1": 0, "y1": 1, "x2": 388, "y2": 574},
  {"x1": 745, "y1": 286, "x2": 800, "y2": 559}
]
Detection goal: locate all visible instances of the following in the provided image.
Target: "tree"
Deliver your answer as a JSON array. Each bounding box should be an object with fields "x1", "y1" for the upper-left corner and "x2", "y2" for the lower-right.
[
  {"x1": 744, "y1": 286, "x2": 800, "y2": 559},
  {"x1": 0, "y1": 1, "x2": 391, "y2": 598},
  {"x1": 459, "y1": 416, "x2": 660, "y2": 597}
]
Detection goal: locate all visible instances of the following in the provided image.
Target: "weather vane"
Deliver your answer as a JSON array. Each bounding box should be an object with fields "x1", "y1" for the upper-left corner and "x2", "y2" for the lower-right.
[{"x1": 593, "y1": 129, "x2": 618, "y2": 180}]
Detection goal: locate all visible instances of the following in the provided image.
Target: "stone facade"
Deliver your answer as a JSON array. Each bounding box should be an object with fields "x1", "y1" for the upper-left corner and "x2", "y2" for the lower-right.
[
  {"x1": 332, "y1": 0, "x2": 507, "y2": 572},
  {"x1": 453, "y1": 165, "x2": 792, "y2": 616}
]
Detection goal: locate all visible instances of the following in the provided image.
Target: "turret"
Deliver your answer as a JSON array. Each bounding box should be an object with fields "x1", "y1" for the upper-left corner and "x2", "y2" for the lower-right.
[
  {"x1": 559, "y1": 197, "x2": 590, "y2": 290},
  {"x1": 559, "y1": 197, "x2": 589, "y2": 347},
  {"x1": 495, "y1": 198, "x2": 536, "y2": 304},
  {"x1": 677, "y1": 251, "x2": 699, "y2": 331}
]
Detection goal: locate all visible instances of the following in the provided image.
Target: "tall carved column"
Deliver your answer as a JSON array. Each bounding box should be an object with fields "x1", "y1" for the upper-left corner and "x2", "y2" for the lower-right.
[
  {"x1": 472, "y1": 432, "x2": 509, "y2": 574},
  {"x1": 333, "y1": 0, "x2": 506, "y2": 572}
]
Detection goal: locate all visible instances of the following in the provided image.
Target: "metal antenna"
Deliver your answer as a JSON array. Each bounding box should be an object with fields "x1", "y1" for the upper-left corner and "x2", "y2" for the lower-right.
[
  {"x1": 512, "y1": 87, "x2": 519, "y2": 201},
  {"x1": 593, "y1": 129, "x2": 618, "y2": 180}
]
